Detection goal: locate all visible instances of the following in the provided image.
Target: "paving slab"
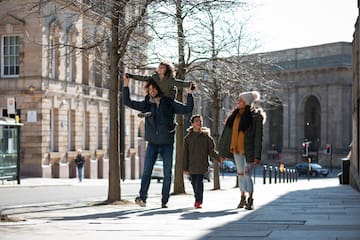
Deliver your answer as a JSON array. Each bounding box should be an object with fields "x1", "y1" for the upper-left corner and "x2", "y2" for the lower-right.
[{"x1": 1, "y1": 177, "x2": 360, "y2": 240}]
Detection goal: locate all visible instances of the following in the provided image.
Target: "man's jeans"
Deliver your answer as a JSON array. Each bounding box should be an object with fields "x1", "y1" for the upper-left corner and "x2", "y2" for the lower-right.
[
  {"x1": 77, "y1": 166, "x2": 84, "y2": 182},
  {"x1": 139, "y1": 143, "x2": 174, "y2": 204}
]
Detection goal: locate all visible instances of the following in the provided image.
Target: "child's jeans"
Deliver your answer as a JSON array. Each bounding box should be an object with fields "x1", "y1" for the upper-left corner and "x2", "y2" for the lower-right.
[{"x1": 190, "y1": 174, "x2": 204, "y2": 204}]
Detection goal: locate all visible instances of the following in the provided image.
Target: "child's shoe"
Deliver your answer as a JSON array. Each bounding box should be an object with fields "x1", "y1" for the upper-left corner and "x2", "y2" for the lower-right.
[{"x1": 195, "y1": 202, "x2": 202, "y2": 209}]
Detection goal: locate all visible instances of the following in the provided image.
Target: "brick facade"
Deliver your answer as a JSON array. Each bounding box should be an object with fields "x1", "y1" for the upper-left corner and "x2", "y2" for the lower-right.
[
  {"x1": 351, "y1": 2, "x2": 360, "y2": 190},
  {"x1": 0, "y1": 0, "x2": 147, "y2": 179}
]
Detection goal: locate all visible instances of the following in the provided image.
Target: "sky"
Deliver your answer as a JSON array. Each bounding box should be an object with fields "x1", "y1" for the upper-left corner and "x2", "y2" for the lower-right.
[{"x1": 244, "y1": 0, "x2": 358, "y2": 53}]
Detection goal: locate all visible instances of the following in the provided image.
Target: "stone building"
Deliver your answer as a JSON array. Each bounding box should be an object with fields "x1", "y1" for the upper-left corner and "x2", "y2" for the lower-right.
[
  {"x1": 265, "y1": 42, "x2": 352, "y2": 167},
  {"x1": 0, "y1": 0, "x2": 147, "y2": 179},
  {"x1": 195, "y1": 42, "x2": 352, "y2": 167},
  {"x1": 351, "y1": 2, "x2": 360, "y2": 190}
]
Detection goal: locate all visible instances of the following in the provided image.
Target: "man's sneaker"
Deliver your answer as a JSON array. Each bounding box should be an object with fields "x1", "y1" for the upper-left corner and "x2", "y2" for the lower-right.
[
  {"x1": 195, "y1": 202, "x2": 202, "y2": 209},
  {"x1": 135, "y1": 197, "x2": 146, "y2": 207},
  {"x1": 161, "y1": 203, "x2": 168, "y2": 208},
  {"x1": 138, "y1": 112, "x2": 152, "y2": 118}
]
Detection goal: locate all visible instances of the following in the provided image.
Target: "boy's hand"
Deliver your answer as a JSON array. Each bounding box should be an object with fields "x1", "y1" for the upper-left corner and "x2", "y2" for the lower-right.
[{"x1": 189, "y1": 82, "x2": 196, "y2": 94}]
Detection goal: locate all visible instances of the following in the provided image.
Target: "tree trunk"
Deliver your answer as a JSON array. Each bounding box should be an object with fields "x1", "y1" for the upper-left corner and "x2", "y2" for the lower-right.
[
  {"x1": 107, "y1": 0, "x2": 122, "y2": 202},
  {"x1": 212, "y1": 84, "x2": 221, "y2": 190},
  {"x1": 173, "y1": 0, "x2": 186, "y2": 194}
]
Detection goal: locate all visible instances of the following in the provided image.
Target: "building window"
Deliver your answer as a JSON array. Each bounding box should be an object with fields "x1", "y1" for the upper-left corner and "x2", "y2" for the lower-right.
[
  {"x1": 66, "y1": 46, "x2": 72, "y2": 81},
  {"x1": 130, "y1": 115, "x2": 135, "y2": 148},
  {"x1": 49, "y1": 39, "x2": 55, "y2": 79},
  {"x1": 96, "y1": 113, "x2": 103, "y2": 149},
  {"x1": 50, "y1": 109, "x2": 59, "y2": 152},
  {"x1": 82, "y1": 111, "x2": 90, "y2": 150},
  {"x1": 67, "y1": 110, "x2": 76, "y2": 151},
  {"x1": 94, "y1": 48, "x2": 102, "y2": 88},
  {"x1": 1, "y1": 35, "x2": 20, "y2": 77}
]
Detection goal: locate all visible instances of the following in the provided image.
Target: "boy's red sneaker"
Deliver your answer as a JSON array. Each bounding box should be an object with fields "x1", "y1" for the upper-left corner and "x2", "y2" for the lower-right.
[{"x1": 195, "y1": 202, "x2": 202, "y2": 209}]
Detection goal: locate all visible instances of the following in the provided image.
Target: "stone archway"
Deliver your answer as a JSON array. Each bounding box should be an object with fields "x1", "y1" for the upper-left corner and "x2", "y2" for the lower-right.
[{"x1": 304, "y1": 95, "x2": 321, "y2": 151}]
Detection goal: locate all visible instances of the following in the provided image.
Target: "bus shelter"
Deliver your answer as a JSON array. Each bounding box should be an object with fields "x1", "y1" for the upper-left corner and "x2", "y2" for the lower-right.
[{"x1": 0, "y1": 117, "x2": 23, "y2": 184}]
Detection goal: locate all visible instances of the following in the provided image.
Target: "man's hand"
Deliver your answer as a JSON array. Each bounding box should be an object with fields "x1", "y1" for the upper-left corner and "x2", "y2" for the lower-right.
[
  {"x1": 123, "y1": 73, "x2": 129, "y2": 87},
  {"x1": 253, "y1": 159, "x2": 260, "y2": 167},
  {"x1": 183, "y1": 171, "x2": 189, "y2": 175}
]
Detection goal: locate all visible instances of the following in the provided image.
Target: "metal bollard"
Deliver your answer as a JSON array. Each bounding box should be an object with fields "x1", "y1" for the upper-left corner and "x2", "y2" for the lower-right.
[
  {"x1": 286, "y1": 169, "x2": 289, "y2": 183},
  {"x1": 289, "y1": 169, "x2": 292, "y2": 183},
  {"x1": 283, "y1": 168, "x2": 286, "y2": 183},
  {"x1": 292, "y1": 169, "x2": 295, "y2": 182},
  {"x1": 295, "y1": 169, "x2": 298, "y2": 182},
  {"x1": 263, "y1": 164, "x2": 267, "y2": 184},
  {"x1": 274, "y1": 166, "x2": 278, "y2": 184},
  {"x1": 269, "y1": 165, "x2": 272, "y2": 184}
]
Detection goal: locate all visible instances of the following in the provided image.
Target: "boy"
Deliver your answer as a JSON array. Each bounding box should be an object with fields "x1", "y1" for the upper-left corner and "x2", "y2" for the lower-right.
[
  {"x1": 126, "y1": 61, "x2": 193, "y2": 99},
  {"x1": 183, "y1": 114, "x2": 218, "y2": 208}
]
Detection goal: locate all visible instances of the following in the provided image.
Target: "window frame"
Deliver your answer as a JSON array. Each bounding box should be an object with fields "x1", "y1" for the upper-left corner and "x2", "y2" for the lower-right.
[{"x1": 1, "y1": 34, "x2": 20, "y2": 78}]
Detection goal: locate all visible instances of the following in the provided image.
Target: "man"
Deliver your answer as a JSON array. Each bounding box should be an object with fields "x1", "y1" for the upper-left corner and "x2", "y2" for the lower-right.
[{"x1": 123, "y1": 73, "x2": 194, "y2": 208}]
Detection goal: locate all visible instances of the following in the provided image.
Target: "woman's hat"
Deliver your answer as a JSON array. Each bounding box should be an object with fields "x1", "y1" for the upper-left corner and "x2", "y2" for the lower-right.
[{"x1": 238, "y1": 91, "x2": 260, "y2": 105}]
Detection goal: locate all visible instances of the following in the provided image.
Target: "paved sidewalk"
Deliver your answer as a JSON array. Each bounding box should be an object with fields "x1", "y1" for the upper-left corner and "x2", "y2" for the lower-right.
[{"x1": 1, "y1": 176, "x2": 360, "y2": 240}]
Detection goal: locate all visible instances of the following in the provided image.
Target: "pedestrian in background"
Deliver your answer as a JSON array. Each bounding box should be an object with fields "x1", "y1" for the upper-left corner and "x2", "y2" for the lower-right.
[
  {"x1": 75, "y1": 149, "x2": 85, "y2": 182},
  {"x1": 183, "y1": 114, "x2": 218, "y2": 209},
  {"x1": 218, "y1": 91, "x2": 264, "y2": 210}
]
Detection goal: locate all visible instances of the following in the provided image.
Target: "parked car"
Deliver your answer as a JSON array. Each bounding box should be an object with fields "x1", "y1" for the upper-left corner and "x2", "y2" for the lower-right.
[
  {"x1": 295, "y1": 162, "x2": 329, "y2": 177},
  {"x1": 220, "y1": 160, "x2": 237, "y2": 173},
  {"x1": 151, "y1": 160, "x2": 164, "y2": 183}
]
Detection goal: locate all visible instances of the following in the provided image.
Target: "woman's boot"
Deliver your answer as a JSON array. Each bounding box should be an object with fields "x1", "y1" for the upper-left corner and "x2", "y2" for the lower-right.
[
  {"x1": 245, "y1": 198, "x2": 254, "y2": 210},
  {"x1": 237, "y1": 195, "x2": 246, "y2": 208}
]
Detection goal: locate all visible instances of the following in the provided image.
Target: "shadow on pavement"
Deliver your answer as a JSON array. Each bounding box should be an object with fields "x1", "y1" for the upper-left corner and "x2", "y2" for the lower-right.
[
  {"x1": 194, "y1": 183, "x2": 360, "y2": 240},
  {"x1": 180, "y1": 209, "x2": 238, "y2": 220}
]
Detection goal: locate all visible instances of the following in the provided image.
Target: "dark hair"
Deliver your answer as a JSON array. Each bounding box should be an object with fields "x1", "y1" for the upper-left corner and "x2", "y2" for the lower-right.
[
  {"x1": 159, "y1": 61, "x2": 176, "y2": 78},
  {"x1": 145, "y1": 79, "x2": 163, "y2": 96},
  {"x1": 190, "y1": 114, "x2": 202, "y2": 123},
  {"x1": 225, "y1": 106, "x2": 252, "y2": 132}
]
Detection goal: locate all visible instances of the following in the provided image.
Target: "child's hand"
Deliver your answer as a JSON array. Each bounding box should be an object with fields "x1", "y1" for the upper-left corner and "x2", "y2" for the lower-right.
[
  {"x1": 183, "y1": 171, "x2": 189, "y2": 175},
  {"x1": 189, "y1": 82, "x2": 196, "y2": 93},
  {"x1": 123, "y1": 73, "x2": 129, "y2": 86}
]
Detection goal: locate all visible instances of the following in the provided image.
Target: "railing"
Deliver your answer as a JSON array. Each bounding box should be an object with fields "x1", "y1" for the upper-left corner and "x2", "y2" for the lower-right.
[{"x1": 262, "y1": 164, "x2": 297, "y2": 184}]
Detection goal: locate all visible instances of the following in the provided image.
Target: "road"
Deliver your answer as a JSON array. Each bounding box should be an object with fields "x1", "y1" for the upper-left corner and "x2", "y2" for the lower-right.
[{"x1": 0, "y1": 178, "x2": 157, "y2": 208}]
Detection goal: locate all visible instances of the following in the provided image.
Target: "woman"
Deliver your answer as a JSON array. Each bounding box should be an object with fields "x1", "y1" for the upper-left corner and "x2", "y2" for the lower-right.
[{"x1": 218, "y1": 91, "x2": 264, "y2": 210}]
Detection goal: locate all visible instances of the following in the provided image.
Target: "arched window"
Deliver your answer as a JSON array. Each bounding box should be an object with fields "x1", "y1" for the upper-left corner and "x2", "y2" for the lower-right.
[
  {"x1": 94, "y1": 46, "x2": 102, "y2": 88},
  {"x1": 66, "y1": 25, "x2": 78, "y2": 82},
  {"x1": 49, "y1": 21, "x2": 61, "y2": 80}
]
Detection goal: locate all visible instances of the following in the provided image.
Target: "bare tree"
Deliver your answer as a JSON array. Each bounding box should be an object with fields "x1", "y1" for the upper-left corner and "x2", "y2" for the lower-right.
[
  {"x1": 145, "y1": 0, "x2": 249, "y2": 193},
  {"x1": 107, "y1": 0, "x2": 156, "y2": 203},
  {"x1": 22, "y1": 0, "x2": 154, "y2": 202}
]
